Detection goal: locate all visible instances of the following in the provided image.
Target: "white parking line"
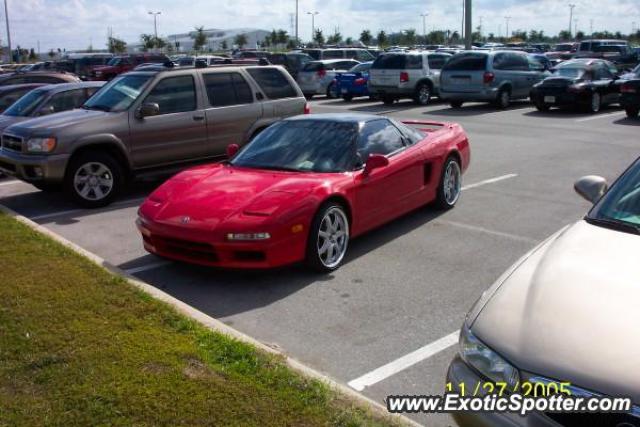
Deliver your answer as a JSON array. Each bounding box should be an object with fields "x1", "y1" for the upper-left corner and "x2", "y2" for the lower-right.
[
  {"x1": 436, "y1": 219, "x2": 538, "y2": 244},
  {"x1": 575, "y1": 111, "x2": 625, "y2": 122},
  {"x1": 348, "y1": 332, "x2": 459, "y2": 392},
  {"x1": 461, "y1": 173, "x2": 518, "y2": 191},
  {"x1": 31, "y1": 197, "x2": 146, "y2": 221},
  {"x1": 124, "y1": 261, "x2": 171, "y2": 274}
]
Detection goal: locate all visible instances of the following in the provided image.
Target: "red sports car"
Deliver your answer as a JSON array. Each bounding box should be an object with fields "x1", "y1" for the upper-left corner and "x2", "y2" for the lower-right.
[{"x1": 136, "y1": 114, "x2": 470, "y2": 271}]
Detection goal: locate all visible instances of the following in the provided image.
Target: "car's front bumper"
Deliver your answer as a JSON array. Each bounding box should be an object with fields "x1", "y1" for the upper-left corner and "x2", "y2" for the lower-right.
[
  {"x1": 0, "y1": 148, "x2": 69, "y2": 183},
  {"x1": 446, "y1": 355, "x2": 561, "y2": 427},
  {"x1": 136, "y1": 217, "x2": 307, "y2": 269}
]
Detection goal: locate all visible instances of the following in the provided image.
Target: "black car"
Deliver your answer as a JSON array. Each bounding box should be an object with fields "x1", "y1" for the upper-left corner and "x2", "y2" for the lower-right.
[
  {"x1": 266, "y1": 52, "x2": 313, "y2": 79},
  {"x1": 530, "y1": 59, "x2": 622, "y2": 113},
  {"x1": 620, "y1": 65, "x2": 640, "y2": 118}
]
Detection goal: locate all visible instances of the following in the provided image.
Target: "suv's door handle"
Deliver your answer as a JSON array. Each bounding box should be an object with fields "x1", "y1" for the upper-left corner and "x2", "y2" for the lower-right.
[{"x1": 193, "y1": 115, "x2": 205, "y2": 121}]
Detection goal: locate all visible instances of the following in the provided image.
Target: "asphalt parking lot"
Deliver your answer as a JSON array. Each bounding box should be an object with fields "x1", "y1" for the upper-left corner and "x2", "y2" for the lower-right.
[{"x1": 1, "y1": 97, "x2": 638, "y2": 426}]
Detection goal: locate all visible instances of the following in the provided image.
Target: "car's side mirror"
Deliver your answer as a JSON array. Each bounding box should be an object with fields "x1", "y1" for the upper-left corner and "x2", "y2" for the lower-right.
[
  {"x1": 226, "y1": 143, "x2": 240, "y2": 158},
  {"x1": 135, "y1": 102, "x2": 160, "y2": 119},
  {"x1": 363, "y1": 153, "x2": 389, "y2": 175},
  {"x1": 574, "y1": 175, "x2": 608, "y2": 204},
  {"x1": 38, "y1": 105, "x2": 55, "y2": 116}
]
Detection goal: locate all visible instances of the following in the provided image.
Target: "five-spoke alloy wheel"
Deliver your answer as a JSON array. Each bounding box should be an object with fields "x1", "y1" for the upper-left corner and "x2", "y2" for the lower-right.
[{"x1": 306, "y1": 203, "x2": 350, "y2": 272}]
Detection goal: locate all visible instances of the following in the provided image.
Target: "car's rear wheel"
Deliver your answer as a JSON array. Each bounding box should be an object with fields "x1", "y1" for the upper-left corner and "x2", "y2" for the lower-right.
[
  {"x1": 305, "y1": 203, "x2": 349, "y2": 272},
  {"x1": 434, "y1": 156, "x2": 462, "y2": 210},
  {"x1": 64, "y1": 151, "x2": 124, "y2": 208},
  {"x1": 494, "y1": 88, "x2": 510, "y2": 109},
  {"x1": 450, "y1": 100, "x2": 464, "y2": 108},
  {"x1": 342, "y1": 94, "x2": 353, "y2": 102},
  {"x1": 326, "y1": 83, "x2": 338, "y2": 99},
  {"x1": 382, "y1": 95, "x2": 395, "y2": 105},
  {"x1": 414, "y1": 83, "x2": 431, "y2": 106},
  {"x1": 535, "y1": 101, "x2": 550, "y2": 112},
  {"x1": 588, "y1": 92, "x2": 601, "y2": 114},
  {"x1": 625, "y1": 106, "x2": 639, "y2": 118}
]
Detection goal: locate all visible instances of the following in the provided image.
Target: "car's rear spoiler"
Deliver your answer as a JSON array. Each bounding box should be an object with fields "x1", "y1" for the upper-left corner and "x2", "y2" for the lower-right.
[{"x1": 401, "y1": 120, "x2": 456, "y2": 133}]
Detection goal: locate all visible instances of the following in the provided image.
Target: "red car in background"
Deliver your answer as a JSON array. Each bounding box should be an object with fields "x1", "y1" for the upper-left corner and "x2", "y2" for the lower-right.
[
  {"x1": 88, "y1": 53, "x2": 169, "y2": 80},
  {"x1": 137, "y1": 114, "x2": 470, "y2": 271}
]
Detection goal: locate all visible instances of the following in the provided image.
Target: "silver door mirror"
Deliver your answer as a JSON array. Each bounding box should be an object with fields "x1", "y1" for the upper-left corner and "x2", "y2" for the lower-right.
[{"x1": 574, "y1": 175, "x2": 608, "y2": 204}]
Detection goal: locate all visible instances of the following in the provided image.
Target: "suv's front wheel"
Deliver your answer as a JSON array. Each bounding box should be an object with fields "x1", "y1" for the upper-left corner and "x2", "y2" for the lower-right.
[
  {"x1": 414, "y1": 83, "x2": 431, "y2": 106},
  {"x1": 65, "y1": 151, "x2": 124, "y2": 208}
]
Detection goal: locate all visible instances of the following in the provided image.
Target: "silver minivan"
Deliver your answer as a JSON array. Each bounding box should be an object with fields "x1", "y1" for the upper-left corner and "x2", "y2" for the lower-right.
[
  {"x1": 296, "y1": 59, "x2": 360, "y2": 99},
  {"x1": 439, "y1": 50, "x2": 548, "y2": 108}
]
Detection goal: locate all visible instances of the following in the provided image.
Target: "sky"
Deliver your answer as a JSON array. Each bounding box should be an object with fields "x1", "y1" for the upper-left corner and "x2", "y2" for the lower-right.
[{"x1": 3, "y1": 0, "x2": 640, "y2": 52}]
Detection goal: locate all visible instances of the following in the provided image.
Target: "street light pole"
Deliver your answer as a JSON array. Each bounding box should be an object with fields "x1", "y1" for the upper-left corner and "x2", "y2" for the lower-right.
[
  {"x1": 504, "y1": 16, "x2": 511, "y2": 39},
  {"x1": 307, "y1": 11, "x2": 319, "y2": 43},
  {"x1": 420, "y1": 13, "x2": 429, "y2": 42},
  {"x1": 4, "y1": 0, "x2": 12, "y2": 64},
  {"x1": 568, "y1": 4, "x2": 575, "y2": 38},
  {"x1": 295, "y1": 0, "x2": 299, "y2": 43},
  {"x1": 464, "y1": 0, "x2": 472, "y2": 49},
  {"x1": 148, "y1": 11, "x2": 161, "y2": 39}
]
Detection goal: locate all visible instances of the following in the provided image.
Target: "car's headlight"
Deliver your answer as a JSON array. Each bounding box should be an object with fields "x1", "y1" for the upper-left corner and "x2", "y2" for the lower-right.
[
  {"x1": 459, "y1": 325, "x2": 520, "y2": 388},
  {"x1": 26, "y1": 137, "x2": 56, "y2": 153}
]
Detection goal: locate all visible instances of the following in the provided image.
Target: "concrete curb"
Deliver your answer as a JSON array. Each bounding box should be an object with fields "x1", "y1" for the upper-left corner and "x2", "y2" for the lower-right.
[{"x1": 0, "y1": 203, "x2": 423, "y2": 427}]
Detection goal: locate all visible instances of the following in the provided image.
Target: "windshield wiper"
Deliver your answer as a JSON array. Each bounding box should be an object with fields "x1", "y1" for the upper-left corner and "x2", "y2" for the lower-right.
[
  {"x1": 585, "y1": 216, "x2": 640, "y2": 235},
  {"x1": 83, "y1": 104, "x2": 111, "y2": 112}
]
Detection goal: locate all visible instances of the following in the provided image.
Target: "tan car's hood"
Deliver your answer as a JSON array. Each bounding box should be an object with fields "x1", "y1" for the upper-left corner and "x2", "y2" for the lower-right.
[{"x1": 472, "y1": 220, "x2": 640, "y2": 403}]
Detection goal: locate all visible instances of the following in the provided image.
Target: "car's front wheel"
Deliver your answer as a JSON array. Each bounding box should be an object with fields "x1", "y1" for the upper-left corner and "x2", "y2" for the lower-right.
[
  {"x1": 414, "y1": 83, "x2": 431, "y2": 106},
  {"x1": 305, "y1": 203, "x2": 350, "y2": 272},
  {"x1": 64, "y1": 151, "x2": 124, "y2": 208},
  {"x1": 382, "y1": 95, "x2": 395, "y2": 105},
  {"x1": 326, "y1": 83, "x2": 338, "y2": 99},
  {"x1": 494, "y1": 88, "x2": 510, "y2": 109},
  {"x1": 434, "y1": 156, "x2": 462, "y2": 210},
  {"x1": 625, "y1": 106, "x2": 638, "y2": 118}
]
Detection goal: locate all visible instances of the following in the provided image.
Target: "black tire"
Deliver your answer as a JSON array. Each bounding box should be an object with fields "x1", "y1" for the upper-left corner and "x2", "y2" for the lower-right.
[
  {"x1": 450, "y1": 100, "x2": 464, "y2": 108},
  {"x1": 304, "y1": 93, "x2": 314, "y2": 100},
  {"x1": 326, "y1": 83, "x2": 338, "y2": 99},
  {"x1": 587, "y1": 92, "x2": 601, "y2": 114},
  {"x1": 342, "y1": 94, "x2": 353, "y2": 102},
  {"x1": 535, "y1": 101, "x2": 550, "y2": 112},
  {"x1": 305, "y1": 202, "x2": 350, "y2": 273},
  {"x1": 382, "y1": 95, "x2": 395, "y2": 105},
  {"x1": 434, "y1": 156, "x2": 462, "y2": 210},
  {"x1": 64, "y1": 151, "x2": 124, "y2": 208},
  {"x1": 625, "y1": 106, "x2": 639, "y2": 118},
  {"x1": 414, "y1": 83, "x2": 432, "y2": 106},
  {"x1": 494, "y1": 88, "x2": 510, "y2": 109}
]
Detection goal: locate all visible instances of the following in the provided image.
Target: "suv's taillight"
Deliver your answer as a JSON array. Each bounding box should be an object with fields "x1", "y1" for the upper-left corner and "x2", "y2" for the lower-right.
[
  {"x1": 317, "y1": 69, "x2": 326, "y2": 78},
  {"x1": 483, "y1": 72, "x2": 495, "y2": 84},
  {"x1": 400, "y1": 72, "x2": 410, "y2": 83},
  {"x1": 304, "y1": 103, "x2": 311, "y2": 114},
  {"x1": 621, "y1": 83, "x2": 637, "y2": 94},
  {"x1": 354, "y1": 78, "x2": 366, "y2": 86}
]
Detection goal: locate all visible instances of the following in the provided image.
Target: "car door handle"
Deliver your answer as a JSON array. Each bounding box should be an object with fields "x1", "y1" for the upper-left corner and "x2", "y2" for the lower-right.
[{"x1": 193, "y1": 115, "x2": 205, "y2": 121}]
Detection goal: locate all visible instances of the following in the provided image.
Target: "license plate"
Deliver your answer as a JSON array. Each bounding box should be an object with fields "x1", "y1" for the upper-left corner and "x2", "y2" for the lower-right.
[
  {"x1": 342, "y1": 88, "x2": 348, "y2": 94},
  {"x1": 544, "y1": 96, "x2": 556, "y2": 103}
]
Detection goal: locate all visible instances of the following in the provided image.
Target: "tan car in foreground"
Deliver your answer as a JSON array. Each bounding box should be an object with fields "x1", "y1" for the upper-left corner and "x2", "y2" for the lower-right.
[{"x1": 447, "y1": 159, "x2": 640, "y2": 426}]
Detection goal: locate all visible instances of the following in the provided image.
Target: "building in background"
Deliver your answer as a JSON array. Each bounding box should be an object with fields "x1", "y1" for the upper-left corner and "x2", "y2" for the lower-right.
[{"x1": 130, "y1": 28, "x2": 269, "y2": 53}]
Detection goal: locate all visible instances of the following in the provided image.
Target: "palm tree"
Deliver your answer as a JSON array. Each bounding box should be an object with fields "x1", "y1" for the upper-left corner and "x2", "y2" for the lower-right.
[{"x1": 192, "y1": 26, "x2": 208, "y2": 52}]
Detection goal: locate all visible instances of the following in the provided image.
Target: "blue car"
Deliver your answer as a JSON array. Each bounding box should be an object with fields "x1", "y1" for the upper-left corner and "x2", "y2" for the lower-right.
[{"x1": 333, "y1": 62, "x2": 373, "y2": 101}]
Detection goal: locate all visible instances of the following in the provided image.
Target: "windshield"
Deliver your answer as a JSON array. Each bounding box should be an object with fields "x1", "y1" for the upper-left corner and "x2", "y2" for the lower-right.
[
  {"x1": 553, "y1": 44, "x2": 573, "y2": 52},
  {"x1": 83, "y1": 74, "x2": 151, "y2": 112},
  {"x1": 555, "y1": 67, "x2": 586, "y2": 78},
  {"x1": 589, "y1": 159, "x2": 640, "y2": 232},
  {"x1": 231, "y1": 120, "x2": 357, "y2": 173},
  {"x1": 3, "y1": 89, "x2": 47, "y2": 117}
]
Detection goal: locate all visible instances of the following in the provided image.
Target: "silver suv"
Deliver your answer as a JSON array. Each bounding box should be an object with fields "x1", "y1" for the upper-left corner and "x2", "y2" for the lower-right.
[
  {"x1": 368, "y1": 51, "x2": 451, "y2": 105},
  {"x1": 0, "y1": 65, "x2": 307, "y2": 207},
  {"x1": 439, "y1": 50, "x2": 549, "y2": 109},
  {"x1": 296, "y1": 59, "x2": 360, "y2": 99}
]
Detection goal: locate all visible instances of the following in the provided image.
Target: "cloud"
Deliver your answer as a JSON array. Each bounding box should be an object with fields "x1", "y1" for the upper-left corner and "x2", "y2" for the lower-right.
[{"x1": 3, "y1": 0, "x2": 639, "y2": 52}]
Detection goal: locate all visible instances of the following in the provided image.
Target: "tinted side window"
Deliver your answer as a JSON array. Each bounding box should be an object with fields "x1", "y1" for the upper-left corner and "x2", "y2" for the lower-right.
[
  {"x1": 323, "y1": 50, "x2": 344, "y2": 59},
  {"x1": 427, "y1": 55, "x2": 447, "y2": 69},
  {"x1": 246, "y1": 68, "x2": 296, "y2": 99},
  {"x1": 492, "y1": 53, "x2": 509, "y2": 70},
  {"x1": 511, "y1": 54, "x2": 530, "y2": 71},
  {"x1": 204, "y1": 72, "x2": 254, "y2": 107},
  {"x1": 406, "y1": 56, "x2": 423, "y2": 69},
  {"x1": 443, "y1": 54, "x2": 487, "y2": 71},
  {"x1": 372, "y1": 54, "x2": 406, "y2": 69},
  {"x1": 357, "y1": 120, "x2": 405, "y2": 159},
  {"x1": 145, "y1": 75, "x2": 196, "y2": 114}
]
